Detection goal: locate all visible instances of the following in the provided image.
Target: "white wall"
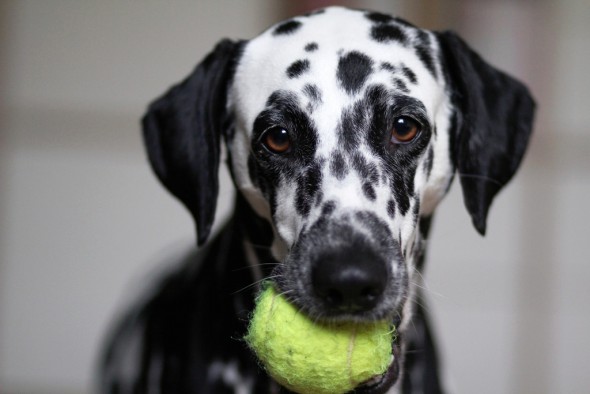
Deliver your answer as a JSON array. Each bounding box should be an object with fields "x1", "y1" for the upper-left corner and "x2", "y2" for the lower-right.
[{"x1": 1, "y1": 1, "x2": 588, "y2": 393}]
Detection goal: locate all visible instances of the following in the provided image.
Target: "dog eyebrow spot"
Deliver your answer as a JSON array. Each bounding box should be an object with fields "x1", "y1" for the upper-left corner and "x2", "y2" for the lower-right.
[
  {"x1": 393, "y1": 78, "x2": 410, "y2": 93},
  {"x1": 273, "y1": 20, "x2": 302, "y2": 36},
  {"x1": 401, "y1": 65, "x2": 418, "y2": 84},
  {"x1": 337, "y1": 51, "x2": 374, "y2": 95},
  {"x1": 264, "y1": 89, "x2": 298, "y2": 108},
  {"x1": 371, "y1": 24, "x2": 408, "y2": 45},
  {"x1": 287, "y1": 59, "x2": 310, "y2": 78},
  {"x1": 304, "y1": 42, "x2": 318, "y2": 52}
]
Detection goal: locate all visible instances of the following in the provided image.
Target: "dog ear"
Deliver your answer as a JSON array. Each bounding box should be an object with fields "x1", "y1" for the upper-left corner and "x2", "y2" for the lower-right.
[
  {"x1": 142, "y1": 39, "x2": 243, "y2": 245},
  {"x1": 436, "y1": 31, "x2": 535, "y2": 235}
]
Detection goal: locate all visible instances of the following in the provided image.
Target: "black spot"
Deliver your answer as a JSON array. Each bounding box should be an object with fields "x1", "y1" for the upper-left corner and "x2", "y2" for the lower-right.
[
  {"x1": 295, "y1": 163, "x2": 322, "y2": 216},
  {"x1": 305, "y1": 42, "x2": 318, "y2": 52},
  {"x1": 365, "y1": 11, "x2": 394, "y2": 24},
  {"x1": 273, "y1": 20, "x2": 302, "y2": 36},
  {"x1": 412, "y1": 198, "x2": 421, "y2": 219},
  {"x1": 371, "y1": 24, "x2": 408, "y2": 45},
  {"x1": 392, "y1": 175, "x2": 411, "y2": 216},
  {"x1": 381, "y1": 62, "x2": 396, "y2": 72},
  {"x1": 303, "y1": 84, "x2": 322, "y2": 105},
  {"x1": 401, "y1": 65, "x2": 418, "y2": 84},
  {"x1": 287, "y1": 59, "x2": 310, "y2": 78},
  {"x1": 352, "y1": 153, "x2": 379, "y2": 184},
  {"x1": 337, "y1": 51, "x2": 374, "y2": 95},
  {"x1": 416, "y1": 46, "x2": 436, "y2": 78},
  {"x1": 353, "y1": 211, "x2": 392, "y2": 240},
  {"x1": 338, "y1": 101, "x2": 368, "y2": 152},
  {"x1": 393, "y1": 78, "x2": 409, "y2": 93},
  {"x1": 330, "y1": 151, "x2": 348, "y2": 180},
  {"x1": 322, "y1": 200, "x2": 336, "y2": 216},
  {"x1": 362, "y1": 183, "x2": 377, "y2": 201},
  {"x1": 424, "y1": 147, "x2": 434, "y2": 178},
  {"x1": 387, "y1": 199, "x2": 396, "y2": 218},
  {"x1": 415, "y1": 31, "x2": 437, "y2": 78}
]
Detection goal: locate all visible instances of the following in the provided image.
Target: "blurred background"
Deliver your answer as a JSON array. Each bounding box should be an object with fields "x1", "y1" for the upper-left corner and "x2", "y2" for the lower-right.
[{"x1": 0, "y1": 0, "x2": 588, "y2": 393}]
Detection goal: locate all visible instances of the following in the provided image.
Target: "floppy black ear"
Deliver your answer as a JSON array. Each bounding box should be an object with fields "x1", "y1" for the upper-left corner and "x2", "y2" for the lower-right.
[
  {"x1": 437, "y1": 31, "x2": 535, "y2": 235},
  {"x1": 142, "y1": 39, "x2": 243, "y2": 245}
]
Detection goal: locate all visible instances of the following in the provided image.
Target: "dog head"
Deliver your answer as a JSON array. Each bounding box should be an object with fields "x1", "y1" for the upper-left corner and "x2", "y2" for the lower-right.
[{"x1": 142, "y1": 6, "x2": 534, "y2": 390}]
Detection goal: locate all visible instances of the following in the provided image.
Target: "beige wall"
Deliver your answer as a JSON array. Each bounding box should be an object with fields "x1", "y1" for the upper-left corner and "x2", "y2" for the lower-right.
[{"x1": 1, "y1": 1, "x2": 588, "y2": 393}]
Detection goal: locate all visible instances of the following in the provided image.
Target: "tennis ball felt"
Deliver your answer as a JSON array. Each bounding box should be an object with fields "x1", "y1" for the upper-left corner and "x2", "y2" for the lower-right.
[{"x1": 245, "y1": 286, "x2": 394, "y2": 394}]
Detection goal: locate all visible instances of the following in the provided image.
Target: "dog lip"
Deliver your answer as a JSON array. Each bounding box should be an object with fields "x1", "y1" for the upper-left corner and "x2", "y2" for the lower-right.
[{"x1": 351, "y1": 339, "x2": 400, "y2": 394}]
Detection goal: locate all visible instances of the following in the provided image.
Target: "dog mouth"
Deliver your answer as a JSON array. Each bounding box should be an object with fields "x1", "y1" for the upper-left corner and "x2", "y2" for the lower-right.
[{"x1": 352, "y1": 336, "x2": 401, "y2": 394}]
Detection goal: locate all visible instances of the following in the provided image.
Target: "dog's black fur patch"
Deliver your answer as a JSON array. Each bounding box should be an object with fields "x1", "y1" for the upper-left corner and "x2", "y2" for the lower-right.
[
  {"x1": 330, "y1": 151, "x2": 348, "y2": 180},
  {"x1": 337, "y1": 51, "x2": 374, "y2": 95},
  {"x1": 304, "y1": 42, "x2": 318, "y2": 52},
  {"x1": 273, "y1": 20, "x2": 302, "y2": 36},
  {"x1": 295, "y1": 162, "x2": 323, "y2": 216},
  {"x1": 371, "y1": 24, "x2": 408, "y2": 45},
  {"x1": 401, "y1": 65, "x2": 418, "y2": 84},
  {"x1": 302, "y1": 83, "x2": 322, "y2": 108},
  {"x1": 365, "y1": 11, "x2": 395, "y2": 24},
  {"x1": 415, "y1": 31, "x2": 437, "y2": 79},
  {"x1": 286, "y1": 59, "x2": 310, "y2": 78}
]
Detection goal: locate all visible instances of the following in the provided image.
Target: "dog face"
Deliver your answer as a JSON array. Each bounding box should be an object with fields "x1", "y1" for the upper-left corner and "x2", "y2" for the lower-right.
[
  {"x1": 142, "y1": 6, "x2": 534, "y2": 390},
  {"x1": 227, "y1": 7, "x2": 455, "y2": 323}
]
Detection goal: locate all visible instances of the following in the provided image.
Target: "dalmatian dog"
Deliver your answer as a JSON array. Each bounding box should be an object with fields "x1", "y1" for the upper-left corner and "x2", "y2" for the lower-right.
[{"x1": 101, "y1": 6, "x2": 534, "y2": 394}]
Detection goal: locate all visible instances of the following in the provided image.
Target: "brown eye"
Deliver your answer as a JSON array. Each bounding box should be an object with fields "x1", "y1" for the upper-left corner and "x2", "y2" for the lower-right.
[
  {"x1": 262, "y1": 126, "x2": 291, "y2": 153},
  {"x1": 391, "y1": 116, "x2": 420, "y2": 144}
]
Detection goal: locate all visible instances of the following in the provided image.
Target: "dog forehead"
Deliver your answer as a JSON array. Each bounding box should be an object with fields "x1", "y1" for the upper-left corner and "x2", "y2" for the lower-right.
[{"x1": 231, "y1": 7, "x2": 443, "y2": 132}]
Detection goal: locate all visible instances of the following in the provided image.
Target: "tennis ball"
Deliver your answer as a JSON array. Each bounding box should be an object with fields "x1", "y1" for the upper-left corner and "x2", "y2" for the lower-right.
[{"x1": 245, "y1": 286, "x2": 394, "y2": 394}]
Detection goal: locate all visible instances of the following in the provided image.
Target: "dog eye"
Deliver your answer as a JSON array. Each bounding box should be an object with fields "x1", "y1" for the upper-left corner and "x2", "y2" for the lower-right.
[
  {"x1": 390, "y1": 117, "x2": 421, "y2": 144},
  {"x1": 262, "y1": 126, "x2": 291, "y2": 154}
]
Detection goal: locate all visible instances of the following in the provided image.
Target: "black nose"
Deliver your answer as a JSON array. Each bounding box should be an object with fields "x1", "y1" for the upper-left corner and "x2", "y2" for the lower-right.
[{"x1": 312, "y1": 247, "x2": 388, "y2": 313}]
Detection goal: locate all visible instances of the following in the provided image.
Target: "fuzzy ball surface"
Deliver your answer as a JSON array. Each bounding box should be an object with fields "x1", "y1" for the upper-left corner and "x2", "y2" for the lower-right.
[{"x1": 245, "y1": 286, "x2": 394, "y2": 394}]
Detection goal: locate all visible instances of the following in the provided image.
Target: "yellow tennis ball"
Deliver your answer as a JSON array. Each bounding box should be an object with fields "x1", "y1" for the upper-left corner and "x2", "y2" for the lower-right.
[{"x1": 245, "y1": 286, "x2": 395, "y2": 394}]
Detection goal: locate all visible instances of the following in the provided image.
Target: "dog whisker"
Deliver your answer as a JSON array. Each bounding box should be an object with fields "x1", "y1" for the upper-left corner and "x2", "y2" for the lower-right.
[
  {"x1": 231, "y1": 275, "x2": 281, "y2": 295},
  {"x1": 457, "y1": 172, "x2": 504, "y2": 187}
]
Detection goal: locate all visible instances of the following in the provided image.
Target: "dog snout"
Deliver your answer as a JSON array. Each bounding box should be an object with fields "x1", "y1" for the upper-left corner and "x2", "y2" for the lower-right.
[{"x1": 311, "y1": 244, "x2": 388, "y2": 313}]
